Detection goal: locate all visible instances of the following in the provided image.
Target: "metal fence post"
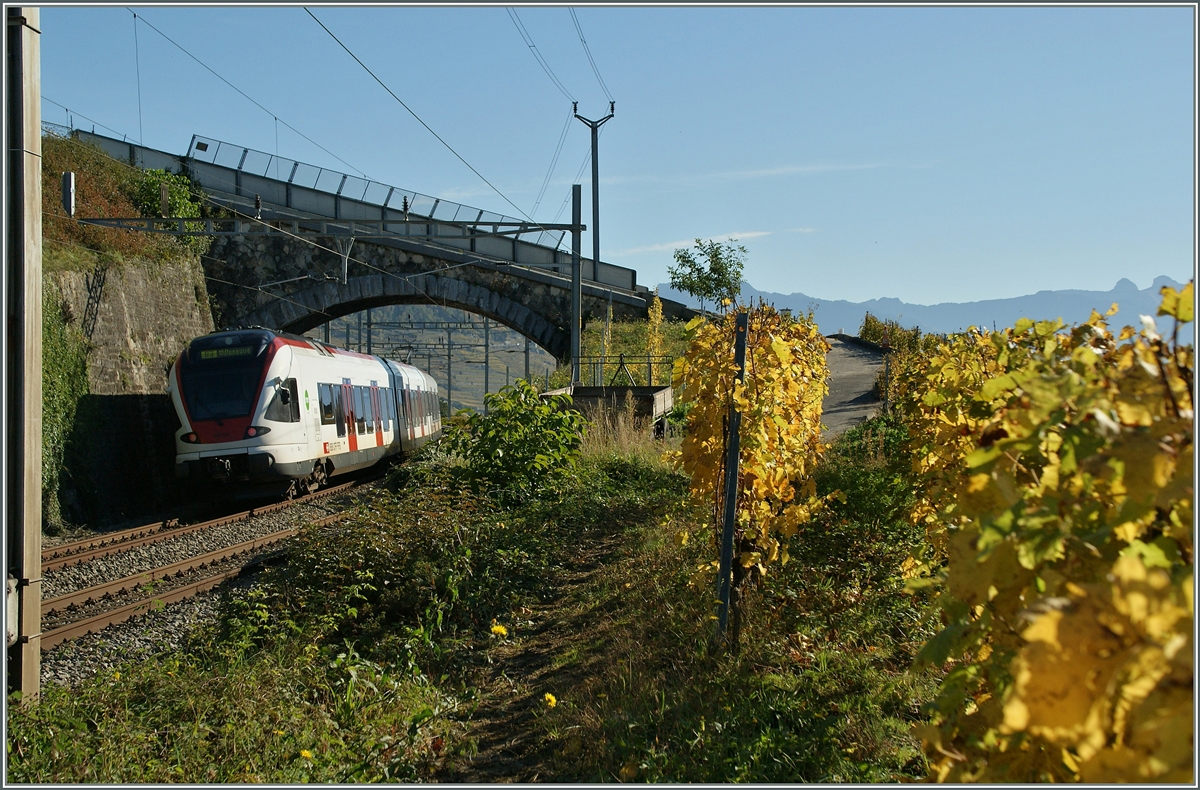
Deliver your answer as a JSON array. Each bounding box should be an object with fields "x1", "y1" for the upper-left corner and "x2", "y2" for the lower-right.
[{"x1": 716, "y1": 312, "x2": 749, "y2": 644}]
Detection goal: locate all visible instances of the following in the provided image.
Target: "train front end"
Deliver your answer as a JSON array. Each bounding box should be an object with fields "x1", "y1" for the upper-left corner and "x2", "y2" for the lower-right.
[{"x1": 167, "y1": 329, "x2": 311, "y2": 490}]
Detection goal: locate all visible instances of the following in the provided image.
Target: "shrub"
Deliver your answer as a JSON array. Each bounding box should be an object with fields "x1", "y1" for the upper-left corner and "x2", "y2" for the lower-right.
[{"x1": 443, "y1": 379, "x2": 586, "y2": 504}]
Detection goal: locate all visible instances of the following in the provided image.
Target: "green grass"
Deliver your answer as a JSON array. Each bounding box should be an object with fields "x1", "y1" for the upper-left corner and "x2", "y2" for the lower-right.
[
  {"x1": 8, "y1": 415, "x2": 939, "y2": 782},
  {"x1": 533, "y1": 415, "x2": 939, "y2": 782}
]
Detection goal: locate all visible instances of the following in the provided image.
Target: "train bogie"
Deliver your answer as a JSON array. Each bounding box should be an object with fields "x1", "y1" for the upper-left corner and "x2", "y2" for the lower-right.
[{"x1": 166, "y1": 329, "x2": 441, "y2": 495}]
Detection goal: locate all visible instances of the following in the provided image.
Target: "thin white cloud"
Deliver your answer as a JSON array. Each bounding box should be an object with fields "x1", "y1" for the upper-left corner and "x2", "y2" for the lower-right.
[
  {"x1": 723, "y1": 231, "x2": 773, "y2": 241},
  {"x1": 610, "y1": 231, "x2": 771, "y2": 257},
  {"x1": 596, "y1": 161, "x2": 920, "y2": 188}
]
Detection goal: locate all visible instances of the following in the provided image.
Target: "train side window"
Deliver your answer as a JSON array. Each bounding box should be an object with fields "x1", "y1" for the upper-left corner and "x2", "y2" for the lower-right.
[
  {"x1": 380, "y1": 388, "x2": 390, "y2": 432},
  {"x1": 353, "y1": 386, "x2": 366, "y2": 434},
  {"x1": 334, "y1": 386, "x2": 346, "y2": 437},
  {"x1": 364, "y1": 388, "x2": 375, "y2": 434},
  {"x1": 265, "y1": 378, "x2": 300, "y2": 422},
  {"x1": 318, "y1": 383, "x2": 336, "y2": 425}
]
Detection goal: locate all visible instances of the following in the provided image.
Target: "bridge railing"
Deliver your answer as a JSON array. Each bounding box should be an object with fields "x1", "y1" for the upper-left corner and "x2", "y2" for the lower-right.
[{"x1": 68, "y1": 129, "x2": 641, "y2": 293}]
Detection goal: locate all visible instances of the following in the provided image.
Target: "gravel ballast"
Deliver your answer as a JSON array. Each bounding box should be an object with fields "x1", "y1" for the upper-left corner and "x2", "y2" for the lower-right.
[{"x1": 38, "y1": 483, "x2": 376, "y2": 688}]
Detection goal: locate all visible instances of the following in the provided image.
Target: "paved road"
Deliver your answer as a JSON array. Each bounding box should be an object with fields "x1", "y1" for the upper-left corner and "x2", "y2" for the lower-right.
[{"x1": 821, "y1": 335, "x2": 886, "y2": 438}]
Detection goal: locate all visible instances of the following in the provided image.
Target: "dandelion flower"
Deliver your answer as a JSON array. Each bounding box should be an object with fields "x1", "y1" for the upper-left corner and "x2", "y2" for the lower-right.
[
  {"x1": 543, "y1": 692, "x2": 557, "y2": 709},
  {"x1": 490, "y1": 623, "x2": 508, "y2": 637},
  {"x1": 300, "y1": 749, "x2": 314, "y2": 760},
  {"x1": 112, "y1": 671, "x2": 120, "y2": 681}
]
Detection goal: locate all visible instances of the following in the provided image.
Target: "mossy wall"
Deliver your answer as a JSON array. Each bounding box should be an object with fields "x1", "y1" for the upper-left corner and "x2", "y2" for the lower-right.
[{"x1": 44, "y1": 253, "x2": 214, "y2": 528}]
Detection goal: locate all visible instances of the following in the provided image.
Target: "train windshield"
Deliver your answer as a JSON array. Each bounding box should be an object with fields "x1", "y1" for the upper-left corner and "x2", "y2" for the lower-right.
[{"x1": 178, "y1": 331, "x2": 272, "y2": 421}]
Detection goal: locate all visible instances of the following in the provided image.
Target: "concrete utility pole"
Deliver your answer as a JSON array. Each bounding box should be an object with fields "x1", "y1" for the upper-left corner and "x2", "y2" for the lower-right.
[
  {"x1": 573, "y1": 101, "x2": 614, "y2": 300},
  {"x1": 5, "y1": 6, "x2": 43, "y2": 699}
]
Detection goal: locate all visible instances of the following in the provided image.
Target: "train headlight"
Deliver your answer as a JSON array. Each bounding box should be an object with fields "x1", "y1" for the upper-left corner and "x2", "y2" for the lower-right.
[
  {"x1": 244, "y1": 425, "x2": 271, "y2": 439},
  {"x1": 182, "y1": 432, "x2": 199, "y2": 443}
]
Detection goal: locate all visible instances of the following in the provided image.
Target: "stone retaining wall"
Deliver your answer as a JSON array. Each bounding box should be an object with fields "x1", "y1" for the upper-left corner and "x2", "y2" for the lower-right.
[{"x1": 48, "y1": 256, "x2": 214, "y2": 525}]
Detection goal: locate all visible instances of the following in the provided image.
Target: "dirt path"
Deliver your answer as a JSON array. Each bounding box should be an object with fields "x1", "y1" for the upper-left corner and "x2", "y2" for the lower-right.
[
  {"x1": 433, "y1": 530, "x2": 626, "y2": 783},
  {"x1": 821, "y1": 335, "x2": 886, "y2": 438},
  {"x1": 433, "y1": 335, "x2": 887, "y2": 781}
]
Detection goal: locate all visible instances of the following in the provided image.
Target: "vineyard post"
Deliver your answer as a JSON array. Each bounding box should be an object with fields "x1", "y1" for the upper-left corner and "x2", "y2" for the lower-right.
[
  {"x1": 881, "y1": 329, "x2": 891, "y2": 415},
  {"x1": 715, "y1": 311, "x2": 749, "y2": 645}
]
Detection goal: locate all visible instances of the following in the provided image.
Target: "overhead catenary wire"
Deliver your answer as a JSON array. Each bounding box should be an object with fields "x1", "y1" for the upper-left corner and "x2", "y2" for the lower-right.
[
  {"x1": 41, "y1": 96, "x2": 131, "y2": 140},
  {"x1": 131, "y1": 11, "x2": 144, "y2": 144},
  {"x1": 506, "y1": 7, "x2": 575, "y2": 103},
  {"x1": 125, "y1": 7, "x2": 369, "y2": 179},
  {"x1": 569, "y1": 8, "x2": 614, "y2": 104},
  {"x1": 304, "y1": 8, "x2": 554, "y2": 236}
]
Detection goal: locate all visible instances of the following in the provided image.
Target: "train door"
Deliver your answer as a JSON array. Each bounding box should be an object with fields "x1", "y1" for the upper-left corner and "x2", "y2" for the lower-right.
[
  {"x1": 342, "y1": 380, "x2": 357, "y2": 453},
  {"x1": 370, "y1": 383, "x2": 383, "y2": 447},
  {"x1": 294, "y1": 361, "x2": 317, "y2": 446},
  {"x1": 391, "y1": 362, "x2": 405, "y2": 449}
]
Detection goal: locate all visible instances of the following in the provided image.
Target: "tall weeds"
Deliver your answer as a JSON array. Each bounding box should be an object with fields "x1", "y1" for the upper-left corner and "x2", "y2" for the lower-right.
[{"x1": 578, "y1": 393, "x2": 668, "y2": 466}]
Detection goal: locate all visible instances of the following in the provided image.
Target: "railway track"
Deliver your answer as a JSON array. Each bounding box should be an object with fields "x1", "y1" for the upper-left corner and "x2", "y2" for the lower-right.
[
  {"x1": 38, "y1": 479, "x2": 367, "y2": 652},
  {"x1": 41, "y1": 480, "x2": 356, "y2": 570}
]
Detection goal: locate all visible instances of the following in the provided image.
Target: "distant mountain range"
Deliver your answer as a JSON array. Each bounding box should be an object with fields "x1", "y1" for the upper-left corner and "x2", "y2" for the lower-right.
[{"x1": 656, "y1": 276, "x2": 1192, "y2": 336}]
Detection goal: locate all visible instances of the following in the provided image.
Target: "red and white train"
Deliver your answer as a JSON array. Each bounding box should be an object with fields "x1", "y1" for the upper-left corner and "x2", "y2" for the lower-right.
[{"x1": 166, "y1": 328, "x2": 442, "y2": 495}]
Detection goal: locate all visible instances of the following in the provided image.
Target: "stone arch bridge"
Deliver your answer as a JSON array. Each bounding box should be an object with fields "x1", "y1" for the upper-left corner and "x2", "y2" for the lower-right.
[
  {"x1": 73, "y1": 129, "x2": 694, "y2": 360},
  {"x1": 203, "y1": 232, "x2": 687, "y2": 361}
]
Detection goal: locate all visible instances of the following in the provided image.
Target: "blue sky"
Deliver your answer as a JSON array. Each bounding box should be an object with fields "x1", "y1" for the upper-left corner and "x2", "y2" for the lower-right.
[{"x1": 38, "y1": 4, "x2": 1196, "y2": 305}]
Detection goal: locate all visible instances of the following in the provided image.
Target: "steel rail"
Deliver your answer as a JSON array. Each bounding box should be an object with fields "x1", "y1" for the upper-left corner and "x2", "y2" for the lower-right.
[
  {"x1": 40, "y1": 511, "x2": 347, "y2": 650},
  {"x1": 41, "y1": 568, "x2": 245, "y2": 649},
  {"x1": 42, "y1": 481, "x2": 356, "y2": 569}
]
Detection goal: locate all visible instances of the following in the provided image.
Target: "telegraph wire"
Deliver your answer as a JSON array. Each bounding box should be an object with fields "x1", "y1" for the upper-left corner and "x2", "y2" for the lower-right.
[
  {"x1": 125, "y1": 8, "x2": 370, "y2": 179},
  {"x1": 304, "y1": 8, "x2": 553, "y2": 236},
  {"x1": 569, "y1": 8, "x2": 614, "y2": 103},
  {"x1": 506, "y1": 7, "x2": 575, "y2": 103}
]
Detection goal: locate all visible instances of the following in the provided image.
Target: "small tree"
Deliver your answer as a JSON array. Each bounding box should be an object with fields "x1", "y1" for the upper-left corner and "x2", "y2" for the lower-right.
[
  {"x1": 668, "y1": 238, "x2": 746, "y2": 314},
  {"x1": 443, "y1": 379, "x2": 586, "y2": 504},
  {"x1": 131, "y1": 169, "x2": 211, "y2": 255}
]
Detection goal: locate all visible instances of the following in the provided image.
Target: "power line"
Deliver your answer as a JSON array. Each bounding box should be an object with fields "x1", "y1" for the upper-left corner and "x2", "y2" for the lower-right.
[
  {"x1": 304, "y1": 8, "x2": 550, "y2": 233},
  {"x1": 531, "y1": 108, "x2": 573, "y2": 217},
  {"x1": 569, "y1": 8, "x2": 614, "y2": 103},
  {"x1": 551, "y1": 125, "x2": 605, "y2": 227},
  {"x1": 125, "y1": 8, "x2": 369, "y2": 179},
  {"x1": 506, "y1": 7, "x2": 575, "y2": 102}
]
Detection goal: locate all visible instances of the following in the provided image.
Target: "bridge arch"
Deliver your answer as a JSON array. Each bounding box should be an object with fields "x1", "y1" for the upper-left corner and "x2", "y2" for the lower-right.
[
  {"x1": 202, "y1": 235, "x2": 676, "y2": 362},
  {"x1": 242, "y1": 273, "x2": 570, "y2": 359}
]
